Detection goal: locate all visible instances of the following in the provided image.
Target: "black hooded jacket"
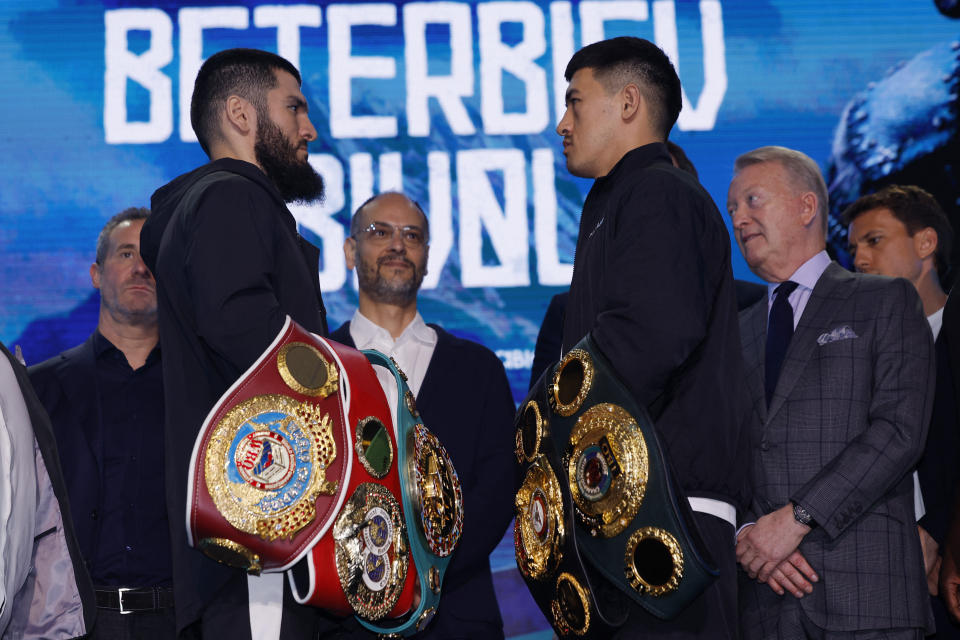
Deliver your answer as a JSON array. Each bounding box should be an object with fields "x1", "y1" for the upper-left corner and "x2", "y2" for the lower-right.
[{"x1": 140, "y1": 158, "x2": 327, "y2": 631}]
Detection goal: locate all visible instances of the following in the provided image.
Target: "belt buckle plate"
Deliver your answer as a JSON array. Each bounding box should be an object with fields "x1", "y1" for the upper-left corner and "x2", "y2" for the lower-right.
[{"x1": 118, "y1": 587, "x2": 133, "y2": 615}]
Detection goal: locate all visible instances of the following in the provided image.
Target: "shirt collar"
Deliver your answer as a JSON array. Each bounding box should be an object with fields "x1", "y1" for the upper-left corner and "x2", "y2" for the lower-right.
[
  {"x1": 92, "y1": 329, "x2": 118, "y2": 358},
  {"x1": 767, "y1": 250, "x2": 831, "y2": 300},
  {"x1": 92, "y1": 329, "x2": 161, "y2": 363},
  {"x1": 350, "y1": 309, "x2": 433, "y2": 349},
  {"x1": 598, "y1": 142, "x2": 672, "y2": 183},
  {"x1": 928, "y1": 306, "x2": 944, "y2": 340}
]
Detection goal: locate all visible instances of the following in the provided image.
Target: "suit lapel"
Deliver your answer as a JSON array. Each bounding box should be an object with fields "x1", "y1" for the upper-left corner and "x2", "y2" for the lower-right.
[
  {"x1": 766, "y1": 262, "x2": 849, "y2": 423},
  {"x1": 56, "y1": 336, "x2": 103, "y2": 468},
  {"x1": 741, "y1": 298, "x2": 768, "y2": 424}
]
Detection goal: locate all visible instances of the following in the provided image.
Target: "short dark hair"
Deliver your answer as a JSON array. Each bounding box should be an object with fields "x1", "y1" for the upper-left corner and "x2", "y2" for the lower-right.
[
  {"x1": 565, "y1": 37, "x2": 682, "y2": 139},
  {"x1": 190, "y1": 48, "x2": 301, "y2": 155},
  {"x1": 842, "y1": 184, "x2": 954, "y2": 276},
  {"x1": 350, "y1": 192, "x2": 430, "y2": 242},
  {"x1": 666, "y1": 140, "x2": 698, "y2": 179},
  {"x1": 96, "y1": 207, "x2": 150, "y2": 266}
]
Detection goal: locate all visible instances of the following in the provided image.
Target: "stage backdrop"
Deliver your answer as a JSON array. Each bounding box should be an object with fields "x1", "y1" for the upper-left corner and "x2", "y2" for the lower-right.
[{"x1": 3, "y1": 1, "x2": 958, "y2": 637}]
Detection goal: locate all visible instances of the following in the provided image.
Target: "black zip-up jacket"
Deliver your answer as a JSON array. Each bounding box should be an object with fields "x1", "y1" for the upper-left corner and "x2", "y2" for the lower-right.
[
  {"x1": 562, "y1": 143, "x2": 750, "y2": 512},
  {"x1": 140, "y1": 158, "x2": 328, "y2": 633}
]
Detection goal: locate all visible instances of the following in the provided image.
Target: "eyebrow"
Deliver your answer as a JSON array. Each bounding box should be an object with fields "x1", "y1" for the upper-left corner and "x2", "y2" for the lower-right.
[
  {"x1": 289, "y1": 95, "x2": 308, "y2": 113},
  {"x1": 564, "y1": 88, "x2": 580, "y2": 103},
  {"x1": 114, "y1": 243, "x2": 137, "y2": 252}
]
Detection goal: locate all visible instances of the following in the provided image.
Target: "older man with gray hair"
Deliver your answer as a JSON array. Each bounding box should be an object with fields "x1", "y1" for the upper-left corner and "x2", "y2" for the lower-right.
[{"x1": 728, "y1": 146, "x2": 934, "y2": 639}]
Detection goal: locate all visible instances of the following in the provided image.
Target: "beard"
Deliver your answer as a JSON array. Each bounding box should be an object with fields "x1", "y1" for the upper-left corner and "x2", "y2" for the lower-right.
[
  {"x1": 356, "y1": 251, "x2": 427, "y2": 306},
  {"x1": 254, "y1": 116, "x2": 324, "y2": 204}
]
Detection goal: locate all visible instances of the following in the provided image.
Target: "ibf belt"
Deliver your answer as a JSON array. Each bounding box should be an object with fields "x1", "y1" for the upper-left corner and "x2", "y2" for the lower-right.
[
  {"x1": 514, "y1": 334, "x2": 718, "y2": 638},
  {"x1": 187, "y1": 317, "x2": 416, "y2": 622}
]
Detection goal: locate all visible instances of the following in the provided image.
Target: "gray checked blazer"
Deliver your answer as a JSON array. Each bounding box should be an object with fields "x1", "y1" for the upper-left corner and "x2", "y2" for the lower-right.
[{"x1": 739, "y1": 262, "x2": 935, "y2": 636}]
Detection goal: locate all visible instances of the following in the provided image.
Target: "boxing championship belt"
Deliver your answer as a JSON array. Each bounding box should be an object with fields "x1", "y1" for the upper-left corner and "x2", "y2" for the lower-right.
[
  {"x1": 187, "y1": 317, "x2": 416, "y2": 620},
  {"x1": 350, "y1": 350, "x2": 464, "y2": 637},
  {"x1": 514, "y1": 334, "x2": 718, "y2": 638}
]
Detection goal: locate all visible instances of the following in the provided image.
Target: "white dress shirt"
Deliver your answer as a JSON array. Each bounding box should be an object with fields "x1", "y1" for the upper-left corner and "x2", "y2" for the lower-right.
[
  {"x1": 766, "y1": 250, "x2": 832, "y2": 328},
  {"x1": 348, "y1": 310, "x2": 438, "y2": 414}
]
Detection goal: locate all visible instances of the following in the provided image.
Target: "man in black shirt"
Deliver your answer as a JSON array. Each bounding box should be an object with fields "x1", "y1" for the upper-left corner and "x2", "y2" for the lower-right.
[
  {"x1": 556, "y1": 37, "x2": 748, "y2": 637},
  {"x1": 30, "y1": 207, "x2": 174, "y2": 638},
  {"x1": 139, "y1": 48, "x2": 328, "y2": 639}
]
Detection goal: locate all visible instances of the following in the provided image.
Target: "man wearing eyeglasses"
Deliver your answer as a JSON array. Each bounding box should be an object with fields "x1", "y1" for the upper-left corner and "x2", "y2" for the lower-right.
[{"x1": 327, "y1": 191, "x2": 517, "y2": 640}]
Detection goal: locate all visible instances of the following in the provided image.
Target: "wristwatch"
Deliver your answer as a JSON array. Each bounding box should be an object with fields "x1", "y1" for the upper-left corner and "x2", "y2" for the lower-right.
[{"x1": 792, "y1": 502, "x2": 816, "y2": 528}]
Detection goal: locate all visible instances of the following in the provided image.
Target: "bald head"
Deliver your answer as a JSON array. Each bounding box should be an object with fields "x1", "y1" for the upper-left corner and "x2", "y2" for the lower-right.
[{"x1": 350, "y1": 192, "x2": 430, "y2": 241}]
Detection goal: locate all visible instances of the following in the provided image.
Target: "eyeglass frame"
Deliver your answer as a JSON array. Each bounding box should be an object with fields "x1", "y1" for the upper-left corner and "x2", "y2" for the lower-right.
[{"x1": 351, "y1": 220, "x2": 430, "y2": 248}]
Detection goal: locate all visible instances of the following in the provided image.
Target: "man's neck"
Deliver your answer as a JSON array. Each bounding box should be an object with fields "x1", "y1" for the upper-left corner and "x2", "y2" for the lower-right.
[
  {"x1": 357, "y1": 295, "x2": 418, "y2": 339},
  {"x1": 209, "y1": 145, "x2": 259, "y2": 171},
  {"x1": 98, "y1": 311, "x2": 158, "y2": 370},
  {"x1": 914, "y1": 270, "x2": 948, "y2": 317}
]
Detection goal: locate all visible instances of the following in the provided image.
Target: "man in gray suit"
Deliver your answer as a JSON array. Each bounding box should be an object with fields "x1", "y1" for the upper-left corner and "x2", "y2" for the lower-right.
[{"x1": 728, "y1": 146, "x2": 935, "y2": 639}]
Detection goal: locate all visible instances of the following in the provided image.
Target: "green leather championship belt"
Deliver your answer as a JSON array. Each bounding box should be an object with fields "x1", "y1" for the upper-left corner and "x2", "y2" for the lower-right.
[{"x1": 514, "y1": 334, "x2": 718, "y2": 637}]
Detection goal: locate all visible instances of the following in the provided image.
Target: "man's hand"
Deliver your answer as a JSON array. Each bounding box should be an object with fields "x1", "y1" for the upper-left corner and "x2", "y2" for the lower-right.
[
  {"x1": 736, "y1": 503, "x2": 811, "y2": 582},
  {"x1": 940, "y1": 538, "x2": 960, "y2": 622},
  {"x1": 918, "y1": 525, "x2": 940, "y2": 596},
  {"x1": 760, "y1": 551, "x2": 818, "y2": 598}
]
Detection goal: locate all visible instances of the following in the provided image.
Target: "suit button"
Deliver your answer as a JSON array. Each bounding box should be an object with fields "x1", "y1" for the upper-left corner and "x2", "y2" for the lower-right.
[
  {"x1": 90, "y1": 509, "x2": 98, "y2": 520},
  {"x1": 759, "y1": 441, "x2": 770, "y2": 451}
]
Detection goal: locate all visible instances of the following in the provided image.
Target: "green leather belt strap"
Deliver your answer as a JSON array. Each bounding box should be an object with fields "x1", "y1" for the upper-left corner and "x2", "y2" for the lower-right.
[{"x1": 513, "y1": 334, "x2": 718, "y2": 637}]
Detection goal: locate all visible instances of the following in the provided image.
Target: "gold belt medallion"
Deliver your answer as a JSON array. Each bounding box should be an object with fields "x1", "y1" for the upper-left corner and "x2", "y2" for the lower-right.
[
  {"x1": 203, "y1": 394, "x2": 340, "y2": 541},
  {"x1": 550, "y1": 572, "x2": 591, "y2": 636},
  {"x1": 410, "y1": 423, "x2": 463, "y2": 557},
  {"x1": 567, "y1": 403, "x2": 648, "y2": 538},
  {"x1": 514, "y1": 455, "x2": 565, "y2": 580},
  {"x1": 623, "y1": 527, "x2": 684, "y2": 596},
  {"x1": 334, "y1": 483, "x2": 409, "y2": 620}
]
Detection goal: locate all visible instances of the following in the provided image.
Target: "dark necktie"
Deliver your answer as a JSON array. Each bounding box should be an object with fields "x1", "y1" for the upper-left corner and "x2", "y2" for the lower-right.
[{"x1": 765, "y1": 280, "x2": 799, "y2": 406}]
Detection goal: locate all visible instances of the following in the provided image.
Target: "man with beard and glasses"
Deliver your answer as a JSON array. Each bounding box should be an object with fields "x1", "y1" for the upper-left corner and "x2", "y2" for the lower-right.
[
  {"x1": 139, "y1": 48, "x2": 330, "y2": 640},
  {"x1": 326, "y1": 192, "x2": 517, "y2": 640}
]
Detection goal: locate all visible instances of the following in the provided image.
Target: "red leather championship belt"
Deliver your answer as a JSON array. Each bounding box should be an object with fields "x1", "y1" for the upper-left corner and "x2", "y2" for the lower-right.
[{"x1": 187, "y1": 317, "x2": 416, "y2": 620}]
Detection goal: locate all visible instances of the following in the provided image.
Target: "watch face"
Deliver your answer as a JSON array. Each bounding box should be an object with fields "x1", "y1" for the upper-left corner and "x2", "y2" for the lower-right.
[{"x1": 793, "y1": 504, "x2": 812, "y2": 525}]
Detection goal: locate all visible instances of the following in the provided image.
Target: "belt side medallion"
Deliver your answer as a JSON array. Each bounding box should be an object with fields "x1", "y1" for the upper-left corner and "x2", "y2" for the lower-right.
[
  {"x1": 277, "y1": 342, "x2": 339, "y2": 398},
  {"x1": 624, "y1": 527, "x2": 684, "y2": 596},
  {"x1": 516, "y1": 400, "x2": 546, "y2": 463},
  {"x1": 551, "y1": 350, "x2": 594, "y2": 417},
  {"x1": 411, "y1": 423, "x2": 463, "y2": 557},
  {"x1": 514, "y1": 455, "x2": 564, "y2": 580}
]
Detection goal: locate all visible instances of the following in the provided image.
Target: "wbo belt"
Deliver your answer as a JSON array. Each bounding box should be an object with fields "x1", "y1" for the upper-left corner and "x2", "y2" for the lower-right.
[
  {"x1": 513, "y1": 334, "x2": 720, "y2": 638},
  {"x1": 187, "y1": 317, "x2": 462, "y2": 637},
  {"x1": 94, "y1": 586, "x2": 174, "y2": 614}
]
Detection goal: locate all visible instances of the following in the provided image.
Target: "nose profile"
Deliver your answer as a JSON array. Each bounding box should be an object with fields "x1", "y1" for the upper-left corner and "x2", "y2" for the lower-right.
[
  {"x1": 556, "y1": 110, "x2": 571, "y2": 136},
  {"x1": 302, "y1": 116, "x2": 317, "y2": 142}
]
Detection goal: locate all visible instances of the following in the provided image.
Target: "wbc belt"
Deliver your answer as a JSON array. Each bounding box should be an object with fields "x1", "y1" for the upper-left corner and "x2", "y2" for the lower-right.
[
  {"x1": 514, "y1": 334, "x2": 718, "y2": 638},
  {"x1": 187, "y1": 317, "x2": 462, "y2": 636},
  {"x1": 350, "y1": 350, "x2": 463, "y2": 637}
]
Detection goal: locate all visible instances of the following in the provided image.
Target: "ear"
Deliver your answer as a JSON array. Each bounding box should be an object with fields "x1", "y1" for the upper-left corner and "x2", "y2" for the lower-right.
[
  {"x1": 798, "y1": 192, "x2": 818, "y2": 227},
  {"x1": 224, "y1": 95, "x2": 254, "y2": 136},
  {"x1": 90, "y1": 263, "x2": 101, "y2": 290},
  {"x1": 344, "y1": 236, "x2": 357, "y2": 271},
  {"x1": 621, "y1": 83, "x2": 641, "y2": 121},
  {"x1": 914, "y1": 227, "x2": 938, "y2": 261}
]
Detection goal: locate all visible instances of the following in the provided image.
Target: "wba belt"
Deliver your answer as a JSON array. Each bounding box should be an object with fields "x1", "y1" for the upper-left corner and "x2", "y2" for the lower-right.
[
  {"x1": 186, "y1": 317, "x2": 462, "y2": 636},
  {"x1": 514, "y1": 334, "x2": 718, "y2": 638}
]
